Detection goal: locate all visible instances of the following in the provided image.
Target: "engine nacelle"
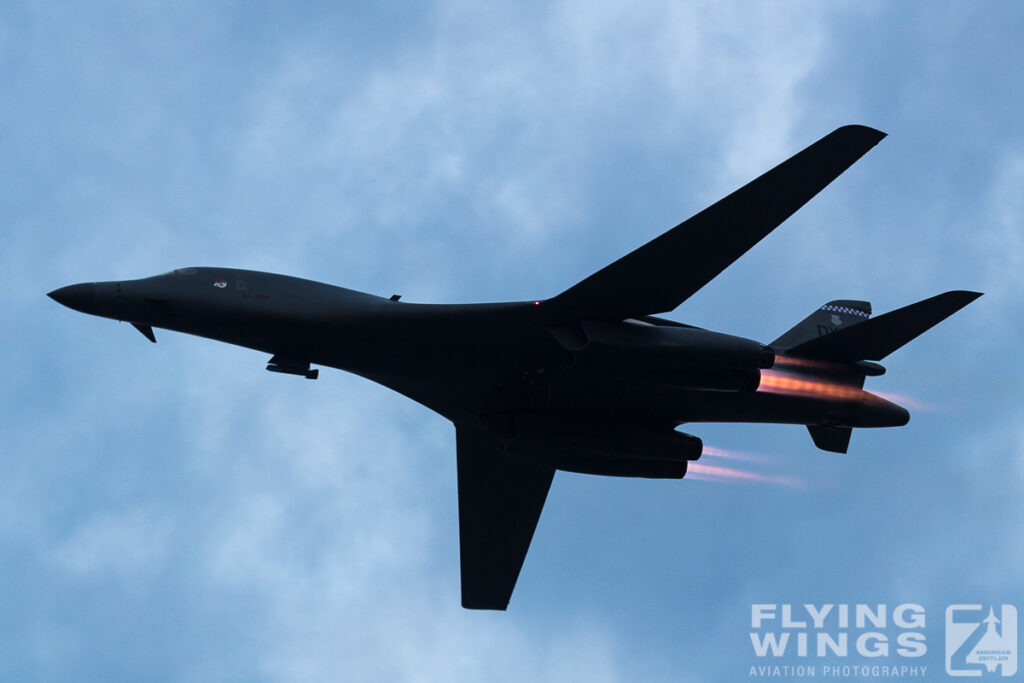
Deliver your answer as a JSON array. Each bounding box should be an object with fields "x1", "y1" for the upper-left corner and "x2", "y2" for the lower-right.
[
  {"x1": 547, "y1": 455, "x2": 688, "y2": 479},
  {"x1": 550, "y1": 320, "x2": 772, "y2": 391},
  {"x1": 500, "y1": 414, "x2": 703, "y2": 479}
]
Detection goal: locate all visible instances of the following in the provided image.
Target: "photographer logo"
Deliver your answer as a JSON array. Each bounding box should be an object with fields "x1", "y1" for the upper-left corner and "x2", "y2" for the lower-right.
[{"x1": 946, "y1": 604, "x2": 1017, "y2": 677}]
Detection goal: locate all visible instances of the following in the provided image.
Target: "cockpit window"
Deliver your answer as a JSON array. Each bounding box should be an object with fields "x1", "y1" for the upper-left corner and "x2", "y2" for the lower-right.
[{"x1": 174, "y1": 268, "x2": 199, "y2": 275}]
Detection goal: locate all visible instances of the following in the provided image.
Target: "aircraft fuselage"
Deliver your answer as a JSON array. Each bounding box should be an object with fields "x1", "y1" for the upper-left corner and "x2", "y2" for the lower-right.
[{"x1": 49, "y1": 266, "x2": 909, "y2": 431}]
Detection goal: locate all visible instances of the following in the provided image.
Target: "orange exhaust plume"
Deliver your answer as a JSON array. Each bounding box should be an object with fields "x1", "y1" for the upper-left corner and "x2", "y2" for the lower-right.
[
  {"x1": 702, "y1": 445, "x2": 775, "y2": 464},
  {"x1": 760, "y1": 367, "x2": 930, "y2": 411},
  {"x1": 758, "y1": 369, "x2": 867, "y2": 401},
  {"x1": 772, "y1": 355, "x2": 844, "y2": 372},
  {"x1": 688, "y1": 462, "x2": 806, "y2": 489},
  {"x1": 871, "y1": 390, "x2": 936, "y2": 412}
]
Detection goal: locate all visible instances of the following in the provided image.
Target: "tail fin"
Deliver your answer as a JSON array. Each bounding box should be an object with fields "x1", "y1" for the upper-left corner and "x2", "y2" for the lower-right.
[
  {"x1": 785, "y1": 291, "x2": 982, "y2": 361},
  {"x1": 807, "y1": 425, "x2": 853, "y2": 454},
  {"x1": 771, "y1": 299, "x2": 872, "y2": 349},
  {"x1": 771, "y1": 291, "x2": 981, "y2": 455}
]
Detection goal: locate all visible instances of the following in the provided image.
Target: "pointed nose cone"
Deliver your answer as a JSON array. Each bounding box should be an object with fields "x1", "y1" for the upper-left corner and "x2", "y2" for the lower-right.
[{"x1": 48, "y1": 283, "x2": 97, "y2": 314}]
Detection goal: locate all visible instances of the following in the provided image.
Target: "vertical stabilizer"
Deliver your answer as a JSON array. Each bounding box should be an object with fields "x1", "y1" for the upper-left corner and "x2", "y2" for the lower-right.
[{"x1": 771, "y1": 300, "x2": 872, "y2": 349}]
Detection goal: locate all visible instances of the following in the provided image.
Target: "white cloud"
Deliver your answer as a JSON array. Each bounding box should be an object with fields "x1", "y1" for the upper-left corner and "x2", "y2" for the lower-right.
[
  {"x1": 220, "y1": 0, "x2": 836, "y2": 301},
  {"x1": 120, "y1": 344, "x2": 627, "y2": 681},
  {"x1": 10, "y1": 1, "x2": 1024, "y2": 681},
  {"x1": 51, "y1": 508, "x2": 172, "y2": 581},
  {"x1": 7, "y1": 1, "x2": 842, "y2": 678},
  {"x1": 982, "y1": 151, "x2": 1024, "y2": 303}
]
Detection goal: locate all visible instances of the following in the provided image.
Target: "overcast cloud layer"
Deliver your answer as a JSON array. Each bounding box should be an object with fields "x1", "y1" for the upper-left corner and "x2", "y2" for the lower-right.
[{"x1": 2, "y1": 2, "x2": 1022, "y2": 681}]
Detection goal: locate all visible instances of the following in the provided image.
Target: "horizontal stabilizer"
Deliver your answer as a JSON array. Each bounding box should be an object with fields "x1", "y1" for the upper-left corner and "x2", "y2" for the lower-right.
[
  {"x1": 786, "y1": 291, "x2": 982, "y2": 361},
  {"x1": 807, "y1": 425, "x2": 852, "y2": 453},
  {"x1": 545, "y1": 125, "x2": 887, "y2": 322}
]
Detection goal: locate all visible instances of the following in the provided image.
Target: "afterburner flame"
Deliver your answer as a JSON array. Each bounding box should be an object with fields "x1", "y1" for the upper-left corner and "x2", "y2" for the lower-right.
[
  {"x1": 758, "y1": 369, "x2": 866, "y2": 401},
  {"x1": 688, "y1": 462, "x2": 806, "y2": 489},
  {"x1": 702, "y1": 445, "x2": 774, "y2": 464},
  {"x1": 759, "y1": 367, "x2": 932, "y2": 411},
  {"x1": 871, "y1": 390, "x2": 936, "y2": 412},
  {"x1": 690, "y1": 444, "x2": 809, "y2": 488},
  {"x1": 771, "y1": 355, "x2": 843, "y2": 371}
]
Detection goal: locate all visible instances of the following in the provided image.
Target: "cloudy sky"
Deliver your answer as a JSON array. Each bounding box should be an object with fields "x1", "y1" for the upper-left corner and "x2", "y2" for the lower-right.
[{"x1": 2, "y1": 1, "x2": 1022, "y2": 680}]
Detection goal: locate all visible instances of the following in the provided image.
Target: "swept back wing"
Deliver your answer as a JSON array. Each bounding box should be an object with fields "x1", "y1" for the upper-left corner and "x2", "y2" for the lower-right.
[
  {"x1": 456, "y1": 422, "x2": 555, "y2": 610},
  {"x1": 545, "y1": 125, "x2": 887, "y2": 322}
]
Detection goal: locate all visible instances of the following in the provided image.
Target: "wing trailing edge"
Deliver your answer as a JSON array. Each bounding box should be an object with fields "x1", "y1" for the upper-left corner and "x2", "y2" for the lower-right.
[{"x1": 545, "y1": 125, "x2": 887, "y2": 322}]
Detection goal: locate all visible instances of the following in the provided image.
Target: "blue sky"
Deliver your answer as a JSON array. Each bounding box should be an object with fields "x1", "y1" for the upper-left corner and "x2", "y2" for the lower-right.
[{"x1": 2, "y1": 2, "x2": 1022, "y2": 680}]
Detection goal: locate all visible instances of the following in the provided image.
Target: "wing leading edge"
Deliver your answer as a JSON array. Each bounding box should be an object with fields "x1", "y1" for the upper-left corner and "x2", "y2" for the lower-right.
[
  {"x1": 545, "y1": 125, "x2": 887, "y2": 322},
  {"x1": 456, "y1": 422, "x2": 555, "y2": 610}
]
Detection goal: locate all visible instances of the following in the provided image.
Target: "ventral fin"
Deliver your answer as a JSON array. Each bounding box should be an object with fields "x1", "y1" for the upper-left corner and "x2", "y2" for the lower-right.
[{"x1": 131, "y1": 322, "x2": 157, "y2": 343}]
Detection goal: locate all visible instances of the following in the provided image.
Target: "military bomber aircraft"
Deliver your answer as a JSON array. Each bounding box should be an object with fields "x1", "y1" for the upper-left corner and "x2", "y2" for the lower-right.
[{"x1": 49, "y1": 125, "x2": 981, "y2": 610}]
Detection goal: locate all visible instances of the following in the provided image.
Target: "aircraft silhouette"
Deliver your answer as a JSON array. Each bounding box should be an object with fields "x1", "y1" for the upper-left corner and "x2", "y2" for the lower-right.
[{"x1": 50, "y1": 125, "x2": 980, "y2": 609}]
